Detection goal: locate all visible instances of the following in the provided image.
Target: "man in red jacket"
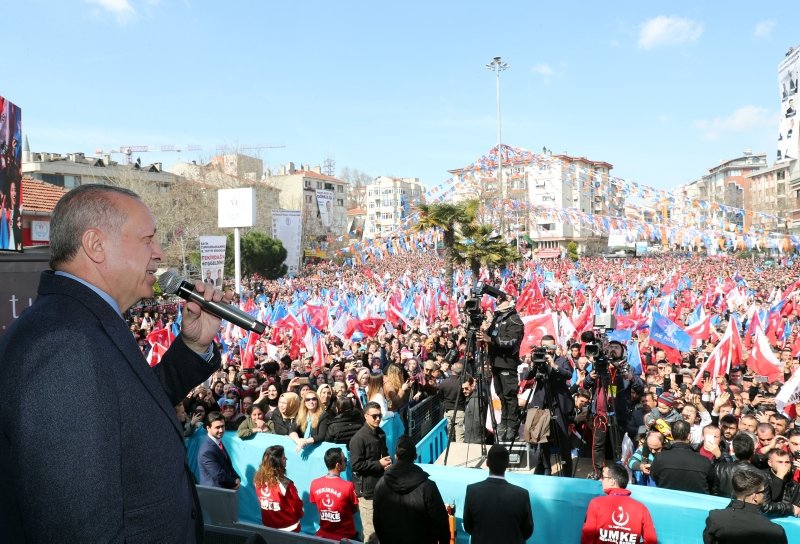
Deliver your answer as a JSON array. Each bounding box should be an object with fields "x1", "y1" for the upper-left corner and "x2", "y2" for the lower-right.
[{"x1": 581, "y1": 464, "x2": 658, "y2": 544}]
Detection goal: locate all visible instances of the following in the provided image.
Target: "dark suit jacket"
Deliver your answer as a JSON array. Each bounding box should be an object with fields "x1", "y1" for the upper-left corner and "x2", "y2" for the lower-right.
[
  {"x1": 198, "y1": 435, "x2": 239, "y2": 488},
  {"x1": 463, "y1": 477, "x2": 533, "y2": 544},
  {"x1": 0, "y1": 271, "x2": 219, "y2": 543}
]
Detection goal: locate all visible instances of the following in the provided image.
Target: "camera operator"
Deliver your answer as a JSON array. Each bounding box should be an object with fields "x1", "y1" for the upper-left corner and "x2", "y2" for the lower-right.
[
  {"x1": 478, "y1": 295, "x2": 523, "y2": 442},
  {"x1": 583, "y1": 339, "x2": 644, "y2": 479},
  {"x1": 525, "y1": 334, "x2": 574, "y2": 477}
]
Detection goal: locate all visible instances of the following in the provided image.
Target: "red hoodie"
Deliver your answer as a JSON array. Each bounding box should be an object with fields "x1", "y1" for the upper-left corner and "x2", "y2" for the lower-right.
[{"x1": 581, "y1": 488, "x2": 658, "y2": 544}]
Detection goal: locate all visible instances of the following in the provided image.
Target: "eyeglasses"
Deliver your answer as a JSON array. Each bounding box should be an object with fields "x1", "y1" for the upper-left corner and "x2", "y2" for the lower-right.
[
  {"x1": 305, "y1": 398, "x2": 318, "y2": 403},
  {"x1": 367, "y1": 413, "x2": 383, "y2": 420}
]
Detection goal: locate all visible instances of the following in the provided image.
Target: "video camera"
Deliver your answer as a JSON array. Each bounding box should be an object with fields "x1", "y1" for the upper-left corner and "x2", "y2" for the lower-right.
[
  {"x1": 462, "y1": 282, "x2": 509, "y2": 330},
  {"x1": 581, "y1": 313, "x2": 628, "y2": 375}
]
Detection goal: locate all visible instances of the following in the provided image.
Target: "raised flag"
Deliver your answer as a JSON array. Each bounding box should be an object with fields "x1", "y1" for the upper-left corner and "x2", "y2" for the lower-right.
[
  {"x1": 776, "y1": 367, "x2": 800, "y2": 418},
  {"x1": 649, "y1": 312, "x2": 692, "y2": 352},
  {"x1": 520, "y1": 313, "x2": 558, "y2": 358},
  {"x1": 748, "y1": 329, "x2": 784, "y2": 383}
]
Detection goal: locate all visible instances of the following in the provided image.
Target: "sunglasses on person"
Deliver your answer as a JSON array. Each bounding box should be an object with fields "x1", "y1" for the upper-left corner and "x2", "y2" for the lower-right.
[
  {"x1": 367, "y1": 413, "x2": 383, "y2": 421},
  {"x1": 305, "y1": 397, "x2": 318, "y2": 403}
]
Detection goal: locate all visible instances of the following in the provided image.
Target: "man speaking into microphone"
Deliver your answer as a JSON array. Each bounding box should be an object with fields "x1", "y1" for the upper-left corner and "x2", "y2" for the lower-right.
[
  {"x1": 0, "y1": 184, "x2": 227, "y2": 543},
  {"x1": 479, "y1": 291, "x2": 523, "y2": 442}
]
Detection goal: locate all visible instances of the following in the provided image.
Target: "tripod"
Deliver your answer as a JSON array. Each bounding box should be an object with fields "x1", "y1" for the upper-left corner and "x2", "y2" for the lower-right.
[
  {"x1": 591, "y1": 367, "x2": 622, "y2": 477},
  {"x1": 442, "y1": 326, "x2": 497, "y2": 467}
]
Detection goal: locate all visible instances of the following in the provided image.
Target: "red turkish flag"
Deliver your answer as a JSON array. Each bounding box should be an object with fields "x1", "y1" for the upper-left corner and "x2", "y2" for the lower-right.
[
  {"x1": 748, "y1": 329, "x2": 785, "y2": 383},
  {"x1": 520, "y1": 312, "x2": 558, "y2": 358},
  {"x1": 354, "y1": 317, "x2": 386, "y2": 338}
]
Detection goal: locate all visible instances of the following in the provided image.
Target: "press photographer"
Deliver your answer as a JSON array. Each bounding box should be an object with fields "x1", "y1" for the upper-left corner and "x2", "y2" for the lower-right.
[
  {"x1": 582, "y1": 318, "x2": 644, "y2": 479},
  {"x1": 523, "y1": 335, "x2": 574, "y2": 476},
  {"x1": 474, "y1": 283, "x2": 523, "y2": 442}
]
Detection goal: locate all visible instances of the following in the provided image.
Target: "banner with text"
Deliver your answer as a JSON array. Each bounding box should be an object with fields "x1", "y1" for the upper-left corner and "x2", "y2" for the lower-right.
[
  {"x1": 272, "y1": 210, "x2": 302, "y2": 276},
  {"x1": 316, "y1": 189, "x2": 334, "y2": 229},
  {"x1": 778, "y1": 46, "x2": 799, "y2": 163},
  {"x1": 199, "y1": 235, "x2": 226, "y2": 287}
]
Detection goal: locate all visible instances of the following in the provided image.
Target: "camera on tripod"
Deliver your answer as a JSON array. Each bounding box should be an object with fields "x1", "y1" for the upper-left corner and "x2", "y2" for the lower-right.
[
  {"x1": 462, "y1": 282, "x2": 509, "y2": 331},
  {"x1": 581, "y1": 313, "x2": 628, "y2": 374}
]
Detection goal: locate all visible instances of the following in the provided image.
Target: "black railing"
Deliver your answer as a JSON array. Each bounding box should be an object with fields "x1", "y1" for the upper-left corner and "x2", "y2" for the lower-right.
[{"x1": 407, "y1": 395, "x2": 444, "y2": 444}]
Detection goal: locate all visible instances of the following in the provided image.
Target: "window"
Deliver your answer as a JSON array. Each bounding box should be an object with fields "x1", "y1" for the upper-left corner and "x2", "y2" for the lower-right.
[
  {"x1": 337, "y1": 185, "x2": 344, "y2": 193},
  {"x1": 337, "y1": 198, "x2": 344, "y2": 206},
  {"x1": 305, "y1": 195, "x2": 313, "y2": 203},
  {"x1": 316, "y1": 182, "x2": 323, "y2": 189}
]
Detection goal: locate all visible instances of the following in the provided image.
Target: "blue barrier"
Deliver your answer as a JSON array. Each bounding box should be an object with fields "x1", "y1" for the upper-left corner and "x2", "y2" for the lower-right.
[
  {"x1": 422, "y1": 464, "x2": 800, "y2": 544},
  {"x1": 415, "y1": 418, "x2": 448, "y2": 464},
  {"x1": 187, "y1": 412, "x2": 405, "y2": 533},
  {"x1": 188, "y1": 416, "x2": 800, "y2": 543}
]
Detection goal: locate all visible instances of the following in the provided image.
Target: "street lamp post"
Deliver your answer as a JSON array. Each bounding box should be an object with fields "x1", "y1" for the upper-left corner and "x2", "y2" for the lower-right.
[{"x1": 486, "y1": 56, "x2": 509, "y2": 232}]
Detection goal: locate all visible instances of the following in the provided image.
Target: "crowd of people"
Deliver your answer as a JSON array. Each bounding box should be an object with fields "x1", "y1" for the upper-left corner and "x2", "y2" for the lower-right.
[
  {"x1": 123, "y1": 247, "x2": 800, "y2": 542},
  {"x1": 5, "y1": 184, "x2": 800, "y2": 542}
]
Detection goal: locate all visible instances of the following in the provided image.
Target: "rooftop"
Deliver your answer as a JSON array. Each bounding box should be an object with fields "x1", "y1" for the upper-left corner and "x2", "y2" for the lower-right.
[{"x1": 21, "y1": 177, "x2": 68, "y2": 213}]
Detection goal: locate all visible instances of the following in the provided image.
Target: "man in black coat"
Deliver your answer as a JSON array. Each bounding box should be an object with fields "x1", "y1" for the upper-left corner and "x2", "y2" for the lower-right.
[
  {"x1": 0, "y1": 185, "x2": 224, "y2": 542},
  {"x1": 463, "y1": 444, "x2": 533, "y2": 544},
  {"x1": 438, "y1": 362, "x2": 467, "y2": 442},
  {"x1": 651, "y1": 420, "x2": 714, "y2": 494},
  {"x1": 711, "y1": 433, "x2": 762, "y2": 498},
  {"x1": 479, "y1": 295, "x2": 524, "y2": 441},
  {"x1": 373, "y1": 435, "x2": 450, "y2": 544},
  {"x1": 527, "y1": 334, "x2": 575, "y2": 476},
  {"x1": 703, "y1": 470, "x2": 788, "y2": 543},
  {"x1": 349, "y1": 401, "x2": 391, "y2": 543}
]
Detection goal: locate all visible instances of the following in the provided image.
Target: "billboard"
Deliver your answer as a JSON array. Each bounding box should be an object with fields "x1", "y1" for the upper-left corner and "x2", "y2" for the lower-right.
[
  {"x1": 272, "y1": 210, "x2": 302, "y2": 277},
  {"x1": 315, "y1": 189, "x2": 334, "y2": 229},
  {"x1": 0, "y1": 95, "x2": 22, "y2": 252},
  {"x1": 778, "y1": 46, "x2": 800, "y2": 163},
  {"x1": 607, "y1": 228, "x2": 636, "y2": 248},
  {"x1": 199, "y1": 235, "x2": 226, "y2": 287},
  {"x1": 217, "y1": 187, "x2": 256, "y2": 228}
]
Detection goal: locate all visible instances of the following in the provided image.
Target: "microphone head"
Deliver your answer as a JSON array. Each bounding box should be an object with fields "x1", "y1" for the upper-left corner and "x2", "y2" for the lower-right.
[{"x1": 157, "y1": 268, "x2": 184, "y2": 295}]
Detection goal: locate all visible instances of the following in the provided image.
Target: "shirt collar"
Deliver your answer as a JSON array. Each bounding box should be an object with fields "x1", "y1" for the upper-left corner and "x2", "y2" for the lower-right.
[{"x1": 54, "y1": 270, "x2": 122, "y2": 316}]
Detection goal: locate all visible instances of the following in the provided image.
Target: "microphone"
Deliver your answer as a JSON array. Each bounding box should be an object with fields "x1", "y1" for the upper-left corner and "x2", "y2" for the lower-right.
[{"x1": 158, "y1": 268, "x2": 266, "y2": 335}]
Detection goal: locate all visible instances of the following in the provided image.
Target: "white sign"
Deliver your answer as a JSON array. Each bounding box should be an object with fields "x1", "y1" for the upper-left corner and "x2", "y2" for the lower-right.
[
  {"x1": 199, "y1": 235, "x2": 227, "y2": 287},
  {"x1": 30, "y1": 221, "x2": 50, "y2": 242},
  {"x1": 272, "y1": 210, "x2": 302, "y2": 277},
  {"x1": 217, "y1": 188, "x2": 256, "y2": 228},
  {"x1": 778, "y1": 47, "x2": 800, "y2": 163}
]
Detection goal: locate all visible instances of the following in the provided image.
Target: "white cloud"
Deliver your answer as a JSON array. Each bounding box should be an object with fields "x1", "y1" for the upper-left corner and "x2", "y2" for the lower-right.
[
  {"x1": 754, "y1": 20, "x2": 775, "y2": 38},
  {"x1": 638, "y1": 16, "x2": 703, "y2": 49},
  {"x1": 531, "y1": 63, "x2": 554, "y2": 78},
  {"x1": 84, "y1": 0, "x2": 136, "y2": 22},
  {"x1": 693, "y1": 105, "x2": 773, "y2": 141}
]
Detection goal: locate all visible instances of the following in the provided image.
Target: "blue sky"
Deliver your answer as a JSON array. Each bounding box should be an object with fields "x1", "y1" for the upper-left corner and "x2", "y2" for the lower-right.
[{"x1": 3, "y1": 1, "x2": 797, "y2": 190}]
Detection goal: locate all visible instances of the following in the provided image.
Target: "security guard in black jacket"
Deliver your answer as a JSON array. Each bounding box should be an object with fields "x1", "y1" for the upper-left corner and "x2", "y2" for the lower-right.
[{"x1": 479, "y1": 295, "x2": 524, "y2": 441}]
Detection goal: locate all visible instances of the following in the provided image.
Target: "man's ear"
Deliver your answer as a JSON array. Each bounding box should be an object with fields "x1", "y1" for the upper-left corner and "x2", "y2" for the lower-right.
[{"x1": 81, "y1": 228, "x2": 107, "y2": 264}]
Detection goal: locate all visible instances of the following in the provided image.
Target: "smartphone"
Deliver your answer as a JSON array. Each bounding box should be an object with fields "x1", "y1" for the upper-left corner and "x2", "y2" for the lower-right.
[
  {"x1": 663, "y1": 377, "x2": 671, "y2": 391},
  {"x1": 703, "y1": 371, "x2": 710, "y2": 380},
  {"x1": 655, "y1": 386, "x2": 663, "y2": 396},
  {"x1": 296, "y1": 377, "x2": 311, "y2": 386},
  {"x1": 675, "y1": 374, "x2": 684, "y2": 387},
  {"x1": 704, "y1": 435, "x2": 716, "y2": 448},
  {"x1": 754, "y1": 376, "x2": 769, "y2": 383}
]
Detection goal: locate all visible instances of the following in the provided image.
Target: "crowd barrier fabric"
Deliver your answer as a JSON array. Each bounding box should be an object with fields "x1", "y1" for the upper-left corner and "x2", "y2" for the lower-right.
[
  {"x1": 187, "y1": 412, "x2": 405, "y2": 533},
  {"x1": 187, "y1": 418, "x2": 800, "y2": 543}
]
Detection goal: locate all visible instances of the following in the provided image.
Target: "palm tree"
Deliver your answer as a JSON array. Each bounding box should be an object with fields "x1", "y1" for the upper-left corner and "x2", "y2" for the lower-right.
[
  {"x1": 414, "y1": 199, "x2": 479, "y2": 294},
  {"x1": 455, "y1": 223, "x2": 522, "y2": 282}
]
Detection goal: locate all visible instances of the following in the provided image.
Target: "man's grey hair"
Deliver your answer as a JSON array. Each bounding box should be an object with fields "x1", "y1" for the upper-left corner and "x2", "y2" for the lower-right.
[{"x1": 49, "y1": 184, "x2": 141, "y2": 269}]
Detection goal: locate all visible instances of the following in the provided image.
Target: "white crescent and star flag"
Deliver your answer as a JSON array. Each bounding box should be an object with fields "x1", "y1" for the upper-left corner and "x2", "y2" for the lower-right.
[{"x1": 520, "y1": 312, "x2": 559, "y2": 357}]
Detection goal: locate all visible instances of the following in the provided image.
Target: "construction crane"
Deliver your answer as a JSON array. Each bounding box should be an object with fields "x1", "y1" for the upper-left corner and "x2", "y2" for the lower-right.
[{"x1": 95, "y1": 143, "x2": 285, "y2": 164}]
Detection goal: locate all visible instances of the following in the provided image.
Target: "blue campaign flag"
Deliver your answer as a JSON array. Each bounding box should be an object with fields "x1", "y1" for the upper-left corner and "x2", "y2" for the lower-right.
[
  {"x1": 687, "y1": 304, "x2": 702, "y2": 326},
  {"x1": 627, "y1": 341, "x2": 643, "y2": 375},
  {"x1": 649, "y1": 311, "x2": 692, "y2": 352},
  {"x1": 608, "y1": 329, "x2": 632, "y2": 343}
]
